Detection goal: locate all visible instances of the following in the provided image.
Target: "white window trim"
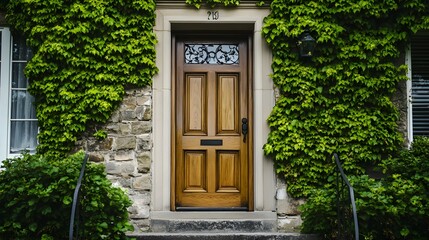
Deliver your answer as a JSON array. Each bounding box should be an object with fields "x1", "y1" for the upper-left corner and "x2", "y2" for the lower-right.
[
  {"x1": 406, "y1": 44, "x2": 413, "y2": 146},
  {"x1": 0, "y1": 28, "x2": 12, "y2": 162}
]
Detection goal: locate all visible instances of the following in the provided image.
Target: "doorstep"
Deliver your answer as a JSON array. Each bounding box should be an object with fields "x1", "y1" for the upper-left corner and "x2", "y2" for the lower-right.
[
  {"x1": 149, "y1": 211, "x2": 278, "y2": 232},
  {"x1": 127, "y1": 211, "x2": 319, "y2": 239}
]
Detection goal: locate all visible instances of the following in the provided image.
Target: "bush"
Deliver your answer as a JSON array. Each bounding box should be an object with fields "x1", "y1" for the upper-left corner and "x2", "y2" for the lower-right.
[
  {"x1": 301, "y1": 137, "x2": 429, "y2": 239},
  {"x1": 0, "y1": 151, "x2": 133, "y2": 239}
]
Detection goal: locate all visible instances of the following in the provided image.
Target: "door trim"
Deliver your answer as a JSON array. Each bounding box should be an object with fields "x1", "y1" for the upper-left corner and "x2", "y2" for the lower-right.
[
  {"x1": 152, "y1": 7, "x2": 275, "y2": 212},
  {"x1": 171, "y1": 33, "x2": 254, "y2": 211}
]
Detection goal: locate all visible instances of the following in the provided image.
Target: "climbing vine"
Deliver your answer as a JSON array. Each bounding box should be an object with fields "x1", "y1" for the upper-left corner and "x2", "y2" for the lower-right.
[
  {"x1": 263, "y1": 0, "x2": 429, "y2": 197},
  {"x1": 185, "y1": 0, "x2": 267, "y2": 8},
  {"x1": 185, "y1": 0, "x2": 240, "y2": 9},
  {"x1": 2, "y1": 0, "x2": 429, "y2": 199},
  {"x1": 5, "y1": 0, "x2": 158, "y2": 157}
]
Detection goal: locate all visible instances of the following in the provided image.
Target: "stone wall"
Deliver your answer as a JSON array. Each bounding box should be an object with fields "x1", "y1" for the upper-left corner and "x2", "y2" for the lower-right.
[
  {"x1": 275, "y1": 178, "x2": 305, "y2": 232},
  {"x1": 393, "y1": 79, "x2": 410, "y2": 145},
  {"x1": 393, "y1": 53, "x2": 410, "y2": 145},
  {"x1": 77, "y1": 86, "x2": 153, "y2": 232}
]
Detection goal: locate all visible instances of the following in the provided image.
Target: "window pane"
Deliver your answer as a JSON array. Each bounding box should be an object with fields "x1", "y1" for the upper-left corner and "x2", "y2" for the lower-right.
[
  {"x1": 11, "y1": 90, "x2": 37, "y2": 119},
  {"x1": 13, "y1": 36, "x2": 32, "y2": 60},
  {"x1": 10, "y1": 121, "x2": 38, "y2": 154},
  {"x1": 185, "y1": 44, "x2": 239, "y2": 64},
  {"x1": 411, "y1": 34, "x2": 429, "y2": 136},
  {"x1": 9, "y1": 34, "x2": 38, "y2": 156},
  {"x1": 12, "y1": 62, "x2": 28, "y2": 88}
]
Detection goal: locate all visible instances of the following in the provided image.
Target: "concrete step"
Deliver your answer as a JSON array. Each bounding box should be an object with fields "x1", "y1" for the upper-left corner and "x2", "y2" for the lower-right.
[
  {"x1": 148, "y1": 211, "x2": 278, "y2": 232},
  {"x1": 128, "y1": 212, "x2": 319, "y2": 239},
  {"x1": 128, "y1": 232, "x2": 319, "y2": 240}
]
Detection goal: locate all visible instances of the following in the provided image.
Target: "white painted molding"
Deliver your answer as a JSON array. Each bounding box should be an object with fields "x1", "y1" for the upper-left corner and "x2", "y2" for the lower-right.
[{"x1": 152, "y1": 6, "x2": 275, "y2": 212}]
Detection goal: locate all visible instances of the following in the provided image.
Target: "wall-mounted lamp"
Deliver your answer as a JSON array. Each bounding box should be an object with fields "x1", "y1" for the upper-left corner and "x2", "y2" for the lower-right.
[{"x1": 297, "y1": 31, "x2": 316, "y2": 58}]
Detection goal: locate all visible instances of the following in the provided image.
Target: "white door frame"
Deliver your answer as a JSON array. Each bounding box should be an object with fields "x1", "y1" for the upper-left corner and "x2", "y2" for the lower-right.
[{"x1": 152, "y1": 5, "x2": 275, "y2": 213}]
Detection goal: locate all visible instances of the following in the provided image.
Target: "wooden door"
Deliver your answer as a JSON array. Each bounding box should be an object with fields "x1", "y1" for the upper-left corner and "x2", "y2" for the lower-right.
[{"x1": 172, "y1": 35, "x2": 253, "y2": 210}]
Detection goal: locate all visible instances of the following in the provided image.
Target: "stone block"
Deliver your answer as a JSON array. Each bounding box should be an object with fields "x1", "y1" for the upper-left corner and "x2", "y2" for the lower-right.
[
  {"x1": 115, "y1": 136, "x2": 136, "y2": 150},
  {"x1": 106, "y1": 161, "x2": 121, "y2": 175},
  {"x1": 122, "y1": 110, "x2": 136, "y2": 121},
  {"x1": 277, "y1": 215, "x2": 302, "y2": 233},
  {"x1": 131, "y1": 219, "x2": 151, "y2": 233},
  {"x1": 137, "y1": 151, "x2": 151, "y2": 173},
  {"x1": 120, "y1": 162, "x2": 136, "y2": 175},
  {"x1": 136, "y1": 134, "x2": 152, "y2": 151},
  {"x1": 143, "y1": 107, "x2": 152, "y2": 121},
  {"x1": 119, "y1": 123, "x2": 131, "y2": 135},
  {"x1": 133, "y1": 174, "x2": 151, "y2": 190},
  {"x1": 276, "y1": 188, "x2": 287, "y2": 200},
  {"x1": 130, "y1": 192, "x2": 151, "y2": 205},
  {"x1": 135, "y1": 106, "x2": 145, "y2": 120},
  {"x1": 136, "y1": 106, "x2": 152, "y2": 121},
  {"x1": 87, "y1": 138, "x2": 113, "y2": 151},
  {"x1": 114, "y1": 150, "x2": 135, "y2": 161},
  {"x1": 88, "y1": 153, "x2": 104, "y2": 162},
  {"x1": 105, "y1": 123, "x2": 120, "y2": 134},
  {"x1": 107, "y1": 175, "x2": 132, "y2": 188},
  {"x1": 123, "y1": 96, "x2": 137, "y2": 109},
  {"x1": 130, "y1": 173, "x2": 143, "y2": 177},
  {"x1": 136, "y1": 96, "x2": 151, "y2": 106},
  {"x1": 109, "y1": 110, "x2": 121, "y2": 123},
  {"x1": 131, "y1": 121, "x2": 152, "y2": 135}
]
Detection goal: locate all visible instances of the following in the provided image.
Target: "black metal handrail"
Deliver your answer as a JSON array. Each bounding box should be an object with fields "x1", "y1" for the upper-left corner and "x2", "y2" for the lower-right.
[
  {"x1": 69, "y1": 153, "x2": 89, "y2": 240},
  {"x1": 334, "y1": 153, "x2": 359, "y2": 240}
]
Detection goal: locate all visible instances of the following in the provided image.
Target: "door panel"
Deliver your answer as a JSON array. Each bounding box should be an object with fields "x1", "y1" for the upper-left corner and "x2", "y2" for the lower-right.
[
  {"x1": 184, "y1": 150, "x2": 207, "y2": 193},
  {"x1": 173, "y1": 35, "x2": 252, "y2": 210},
  {"x1": 217, "y1": 151, "x2": 240, "y2": 193},
  {"x1": 217, "y1": 74, "x2": 240, "y2": 135},
  {"x1": 184, "y1": 74, "x2": 207, "y2": 135}
]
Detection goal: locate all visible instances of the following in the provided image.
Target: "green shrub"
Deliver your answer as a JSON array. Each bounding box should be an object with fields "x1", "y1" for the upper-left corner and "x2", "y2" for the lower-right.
[
  {"x1": 0, "y1": 152, "x2": 133, "y2": 239},
  {"x1": 300, "y1": 186, "x2": 337, "y2": 238},
  {"x1": 301, "y1": 137, "x2": 429, "y2": 239}
]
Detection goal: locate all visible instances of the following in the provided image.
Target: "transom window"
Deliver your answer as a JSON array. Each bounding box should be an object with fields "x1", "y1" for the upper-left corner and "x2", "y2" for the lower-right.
[{"x1": 184, "y1": 44, "x2": 239, "y2": 64}]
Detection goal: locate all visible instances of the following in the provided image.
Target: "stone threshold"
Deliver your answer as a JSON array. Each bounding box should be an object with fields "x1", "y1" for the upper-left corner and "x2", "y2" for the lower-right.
[
  {"x1": 151, "y1": 211, "x2": 277, "y2": 220},
  {"x1": 148, "y1": 211, "x2": 278, "y2": 233}
]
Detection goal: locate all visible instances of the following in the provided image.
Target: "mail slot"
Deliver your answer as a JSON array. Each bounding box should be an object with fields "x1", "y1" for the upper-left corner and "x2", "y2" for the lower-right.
[{"x1": 200, "y1": 139, "x2": 223, "y2": 146}]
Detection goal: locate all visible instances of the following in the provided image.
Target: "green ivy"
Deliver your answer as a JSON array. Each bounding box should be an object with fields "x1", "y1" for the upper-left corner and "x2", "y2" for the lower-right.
[
  {"x1": 186, "y1": 0, "x2": 240, "y2": 9},
  {"x1": 5, "y1": 0, "x2": 158, "y2": 157},
  {"x1": 262, "y1": 0, "x2": 429, "y2": 197}
]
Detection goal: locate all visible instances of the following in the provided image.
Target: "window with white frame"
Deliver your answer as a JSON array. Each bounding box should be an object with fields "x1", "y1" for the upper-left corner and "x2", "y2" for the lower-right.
[
  {"x1": 408, "y1": 32, "x2": 429, "y2": 142},
  {"x1": 0, "y1": 28, "x2": 37, "y2": 161}
]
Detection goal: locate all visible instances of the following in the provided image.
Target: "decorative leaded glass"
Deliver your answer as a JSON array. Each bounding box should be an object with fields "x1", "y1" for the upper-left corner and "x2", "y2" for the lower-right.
[{"x1": 185, "y1": 44, "x2": 239, "y2": 64}]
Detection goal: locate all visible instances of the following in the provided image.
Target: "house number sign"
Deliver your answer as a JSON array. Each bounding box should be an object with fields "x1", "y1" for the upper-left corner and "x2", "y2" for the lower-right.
[{"x1": 207, "y1": 11, "x2": 219, "y2": 20}]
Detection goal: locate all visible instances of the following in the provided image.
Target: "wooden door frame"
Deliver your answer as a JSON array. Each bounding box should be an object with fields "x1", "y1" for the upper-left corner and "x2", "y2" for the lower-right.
[{"x1": 171, "y1": 32, "x2": 254, "y2": 211}]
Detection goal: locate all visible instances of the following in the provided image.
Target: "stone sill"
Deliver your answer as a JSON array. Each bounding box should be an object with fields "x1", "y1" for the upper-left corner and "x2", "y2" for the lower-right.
[{"x1": 151, "y1": 211, "x2": 277, "y2": 220}]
